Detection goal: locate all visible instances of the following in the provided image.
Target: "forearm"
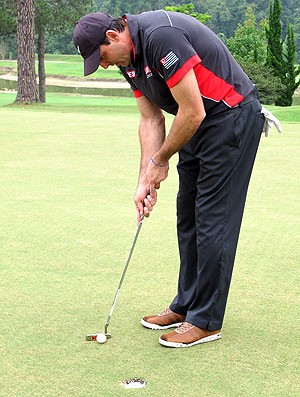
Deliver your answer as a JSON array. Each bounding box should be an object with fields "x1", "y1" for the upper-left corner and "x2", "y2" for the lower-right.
[
  {"x1": 153, "y1": 106, "x2": 204, "y2": 165},
  {"x1": 134, "y1": 104, "x2": 165, "y2": 220},
  {"x1": 152, "y1": 69, "x2": 206, "y2": 165},
  {"x1": 138, "y1": 111, "x2": 166, "y2": 185}
]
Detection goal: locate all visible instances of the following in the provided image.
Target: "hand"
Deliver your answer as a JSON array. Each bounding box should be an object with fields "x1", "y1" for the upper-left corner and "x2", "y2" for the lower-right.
[
  {"x1": 146, "y1": 157, "x2": 169, "y2": 199},
  {"x1": 134, "y1": 184, "x2": 157, "y2": 223}
]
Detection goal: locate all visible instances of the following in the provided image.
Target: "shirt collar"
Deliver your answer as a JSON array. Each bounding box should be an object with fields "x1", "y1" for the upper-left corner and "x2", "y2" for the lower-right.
[{"x1": 123, "y1": 14, "x2": 141, "y2": 61}]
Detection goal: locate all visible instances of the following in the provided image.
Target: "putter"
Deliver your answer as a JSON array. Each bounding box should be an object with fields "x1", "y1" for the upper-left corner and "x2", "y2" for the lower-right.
[{"x1": 86, "y1": 214, "x2": 144, "y2": 344}]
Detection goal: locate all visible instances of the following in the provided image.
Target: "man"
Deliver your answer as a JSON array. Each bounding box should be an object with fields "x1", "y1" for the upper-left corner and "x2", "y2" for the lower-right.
[{"x1": 73, "y1": 10, "x2": 265, "y2": 348}]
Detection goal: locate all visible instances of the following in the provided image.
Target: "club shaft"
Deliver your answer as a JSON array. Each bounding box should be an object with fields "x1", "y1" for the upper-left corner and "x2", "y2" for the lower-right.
[{"x1": 104, "y1": 215, "x2": 144, "y2": 334}]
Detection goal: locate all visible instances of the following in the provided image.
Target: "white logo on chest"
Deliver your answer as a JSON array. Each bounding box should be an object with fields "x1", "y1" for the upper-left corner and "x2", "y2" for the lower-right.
[
  {"x1": 126, "y1": 70, "x2": 136, "y2": 78},
  {"x1": 144, "y1": 65, "x2": 153, "y2": 79}
]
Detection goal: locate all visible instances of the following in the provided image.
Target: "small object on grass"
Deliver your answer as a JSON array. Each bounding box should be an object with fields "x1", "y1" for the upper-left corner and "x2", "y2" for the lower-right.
[
  {"x1": 86, "y1": 333, "x2": 111, "y2": 343},
  {"x1": 96, "y1": 333, "x2": 107, "y2": 344},
  {"x1": 120, "y1": 378, "x2": 147, "y2": 389}
]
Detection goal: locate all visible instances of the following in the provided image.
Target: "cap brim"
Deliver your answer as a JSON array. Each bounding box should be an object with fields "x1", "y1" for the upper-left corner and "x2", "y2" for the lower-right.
[{"x1": 84, "y1": 47, "x2": 100, "y2": 76}]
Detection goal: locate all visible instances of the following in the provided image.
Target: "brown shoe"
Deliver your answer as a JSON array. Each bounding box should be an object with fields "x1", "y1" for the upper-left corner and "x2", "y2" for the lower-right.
[
  {"x1": 159, "y1": 321, "x2": 222, "y2": 348},
  {"x1": 141, "y1": 308, "x2": 185, "y2": 330}
]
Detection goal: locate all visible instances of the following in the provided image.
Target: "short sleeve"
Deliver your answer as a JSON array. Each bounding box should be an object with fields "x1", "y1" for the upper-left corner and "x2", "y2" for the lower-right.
[
  {"x1": 147, "y1": 27, "x2": 201, "y2": 88},
  {"x1": 119, "y1": 66, "x2": 144, "y2": 98}
]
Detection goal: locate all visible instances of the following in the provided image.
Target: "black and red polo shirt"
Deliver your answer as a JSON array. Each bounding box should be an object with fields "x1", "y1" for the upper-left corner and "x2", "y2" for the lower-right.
[{"x1": 119, "y1": 10, "x2": 255, "y2": 116}]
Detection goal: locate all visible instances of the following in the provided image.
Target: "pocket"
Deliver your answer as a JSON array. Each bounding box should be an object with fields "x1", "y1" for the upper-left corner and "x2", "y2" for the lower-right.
[
  {"x1": 249, "y1": 101, "x2": 265, "y2": 134},
  {"x1": 256, "y1": 109, "x2": 265, "y2": 133},
  {"x1": 229, "y1": 107, "x2": 246, "y2": 149}
]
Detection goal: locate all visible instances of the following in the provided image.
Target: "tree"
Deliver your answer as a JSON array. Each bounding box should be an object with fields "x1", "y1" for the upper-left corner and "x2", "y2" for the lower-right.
[
  {"x1": 93, "y1": 0, "x2": 179, "y2": 15},
  {"x1": 35, "y1": 0, "x2": 93, "y2": 103},
  {"x1": 293, "y1": 11, "x2": 300, "y2": 62},
  {"x1": 0, "y1": 1, "x2": 16, "y2": 36},
  {"x1": 282, "y1": 24, "x2": 300, "y2": 106},
  {"x1": 266, "y1": 0, "x2": 284, "y2": 80},
  {"x1": 238, "y1": 59, "x2": 285, "y2": 105},
  {"x1": 226, "y1": 6, "x2": 267, "y2": 64},
  {"x1": 200, "y1": 0, "x2": 233, "y2": 37},
  {"x1": 0, "y1": 2, "x2": 17, "y2": 60},
  {"x1": 226, "y1": 6, "x2": 284, "y2": 104},
  {"x1": 15, "y1": 0, "x2": 38, "y2": 103},
  {"x1": 165, "y1": 3, "x2": 211, "y2": 24},
  {"x1": 266, "y1": 0, "x2": 300, "y2": 106}
]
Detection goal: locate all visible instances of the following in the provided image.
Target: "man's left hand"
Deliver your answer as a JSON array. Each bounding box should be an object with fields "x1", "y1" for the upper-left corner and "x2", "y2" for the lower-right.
[{"x1": 146, "y1": 157, "x2": 169, "y2": 199}]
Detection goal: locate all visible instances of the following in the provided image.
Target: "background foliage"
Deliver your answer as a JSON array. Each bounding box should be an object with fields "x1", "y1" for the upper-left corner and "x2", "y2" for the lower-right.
[
  {"x1": 0, "y1": 0, "x2": 299, "y2": 105},
  {"x1": 93, "y1": 0, "x2": 300, "y2": 61},
  {"x1": 0, "y1": 0, "x2": 299, "y2": 61}
]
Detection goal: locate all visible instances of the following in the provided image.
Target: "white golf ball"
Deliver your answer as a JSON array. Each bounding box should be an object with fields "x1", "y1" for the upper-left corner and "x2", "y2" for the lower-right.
[{"x1": 96, "y1": 334, "x2": 107, "y2": 344}]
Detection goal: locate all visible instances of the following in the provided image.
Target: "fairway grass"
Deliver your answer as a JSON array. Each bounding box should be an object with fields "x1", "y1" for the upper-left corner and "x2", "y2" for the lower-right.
[
  {"x1": 0, "y1": 56, "x2": 121, "y2": 80},
  {"x1": 0, "y1": 94, "x2": 299, "y2": 396}
]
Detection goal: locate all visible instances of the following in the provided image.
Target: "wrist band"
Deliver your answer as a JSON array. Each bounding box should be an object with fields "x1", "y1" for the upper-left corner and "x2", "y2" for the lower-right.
[{"x1": 151, "y1": 157, "x2": 169, "y2": 167}]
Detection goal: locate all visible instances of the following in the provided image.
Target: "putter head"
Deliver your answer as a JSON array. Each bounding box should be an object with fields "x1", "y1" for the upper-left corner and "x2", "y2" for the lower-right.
[
  {"x1": 85, "y1": 332, "x2": 112, "y2": 341},
  {"x1": 86, "y1": 333, "x2": 97, "y2": 341}
]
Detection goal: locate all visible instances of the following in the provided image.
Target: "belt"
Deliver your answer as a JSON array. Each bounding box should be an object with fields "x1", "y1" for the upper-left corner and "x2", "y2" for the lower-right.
[{"x1": 235, "y1": 90, "x2": 258, "y2": 107}]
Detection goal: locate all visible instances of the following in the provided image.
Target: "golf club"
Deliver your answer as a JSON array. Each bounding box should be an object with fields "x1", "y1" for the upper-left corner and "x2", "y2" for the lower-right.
[{"x1": 86, "y1": 214, "x2": 144, "y2": 344}]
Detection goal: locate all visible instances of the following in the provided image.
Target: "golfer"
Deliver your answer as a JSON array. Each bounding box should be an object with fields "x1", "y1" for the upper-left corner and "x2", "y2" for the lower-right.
[{"x1": 73, "y1": 10, "x2": 265, "y2": 348}]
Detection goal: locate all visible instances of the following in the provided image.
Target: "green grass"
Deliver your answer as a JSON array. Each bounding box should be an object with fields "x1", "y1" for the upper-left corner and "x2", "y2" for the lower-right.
[
  {"x1": 44, "y1": 54, "x2": 83, "y2": 62},
  {"x1": 0, "y1": 93, "x2": 299, "y2": 396},
  {"x1": 0, "y1": 55, "x2": 121, "y2": 79},
  {"x1": 267, "y1": 103, "x2": 300, "y2": 122},
  {"x1": 1, "y1": 91, "x2": 299, "y2": 121},
  {"x1": 0, "y1": 92, "x2": 137, "y2": 114}
]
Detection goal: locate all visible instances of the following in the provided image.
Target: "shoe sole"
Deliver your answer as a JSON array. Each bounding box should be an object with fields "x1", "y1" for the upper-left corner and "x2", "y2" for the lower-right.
[
  {"x1": 141, "y1": 318, "x2": 183, "y2": 330},
  {"x1": 159, "y1": 332, "x2": 222, "y2": 348}
]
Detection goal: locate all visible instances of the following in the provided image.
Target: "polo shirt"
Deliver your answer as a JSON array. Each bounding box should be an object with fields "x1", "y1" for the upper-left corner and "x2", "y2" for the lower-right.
[{"x1": 119, "y1": 10, "x2": 255, "y2": 116}]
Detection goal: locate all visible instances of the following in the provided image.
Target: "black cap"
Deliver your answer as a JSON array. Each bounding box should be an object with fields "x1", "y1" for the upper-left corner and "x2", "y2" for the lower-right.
[{"x1": 73, "y1": 12, "x2": 113, "y2": 76}]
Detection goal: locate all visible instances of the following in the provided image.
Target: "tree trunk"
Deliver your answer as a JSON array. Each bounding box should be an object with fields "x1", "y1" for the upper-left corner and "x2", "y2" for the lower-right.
[
  {"x1": 15, "y1": 0, "x2": 38, "y2": 103},
  {"x1": 38, "y1": 27, "x2": 46, "y2": 103}
]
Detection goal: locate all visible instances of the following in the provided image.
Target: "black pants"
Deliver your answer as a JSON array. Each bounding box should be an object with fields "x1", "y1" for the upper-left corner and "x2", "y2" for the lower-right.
[{"x1": 170, "y1": 99, "x2": 265, "y2": 330}]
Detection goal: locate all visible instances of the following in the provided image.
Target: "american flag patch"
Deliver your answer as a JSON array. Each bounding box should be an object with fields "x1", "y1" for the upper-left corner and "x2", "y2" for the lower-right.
[{"x1": 160, "y1": 51, "x2": 179, "y2": 69}]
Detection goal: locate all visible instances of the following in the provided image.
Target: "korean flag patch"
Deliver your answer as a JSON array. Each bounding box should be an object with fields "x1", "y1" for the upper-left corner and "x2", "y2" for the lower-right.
[{"x1": 160, "y1": 51, "x2": 179, "y2": 69}]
